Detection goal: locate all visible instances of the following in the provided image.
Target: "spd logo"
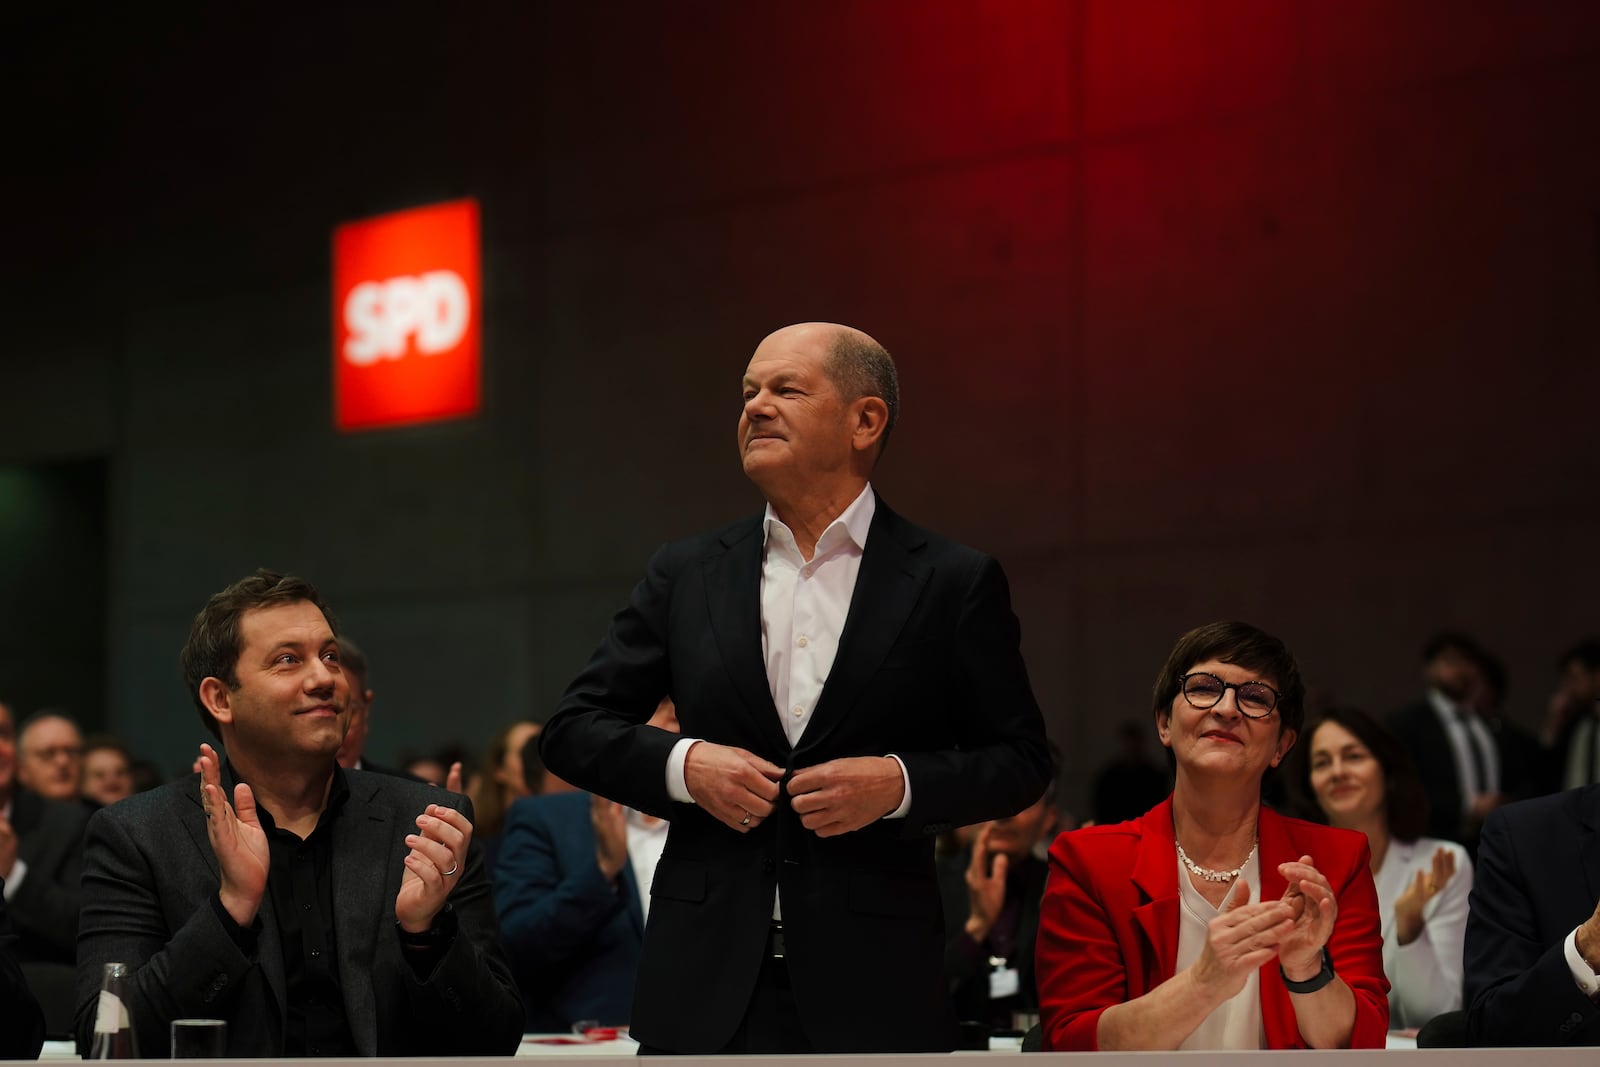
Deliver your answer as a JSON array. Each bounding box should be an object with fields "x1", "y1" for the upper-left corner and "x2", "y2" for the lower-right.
[{"x1": 333, "y1": 199, "x2": 481, "y2": 430}]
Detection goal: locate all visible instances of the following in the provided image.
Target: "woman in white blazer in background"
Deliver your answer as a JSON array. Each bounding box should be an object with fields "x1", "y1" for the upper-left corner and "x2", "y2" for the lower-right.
[{"x1": 1288, "y1": 707, "x2": 1472, "y2": 1031}]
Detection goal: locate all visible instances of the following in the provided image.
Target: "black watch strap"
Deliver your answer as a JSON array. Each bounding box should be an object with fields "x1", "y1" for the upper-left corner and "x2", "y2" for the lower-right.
[{"x1": 1281, "y1": 947, "x2": 1335, "y2": 994}]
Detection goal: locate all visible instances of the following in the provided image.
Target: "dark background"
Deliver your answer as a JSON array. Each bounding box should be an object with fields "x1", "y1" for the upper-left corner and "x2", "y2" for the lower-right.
[{"x1": 2, "y1": 1, "x2": 1597, "y2": 818}]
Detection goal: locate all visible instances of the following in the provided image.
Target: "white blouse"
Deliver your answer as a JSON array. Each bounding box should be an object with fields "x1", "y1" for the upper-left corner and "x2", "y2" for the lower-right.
[
  {"x1": 1175, "y1": 851, "x2": 1265, "y2": 1049},
  {"x1": 1374, "y1": 836, "x2": 1473, "y2": 1030}
]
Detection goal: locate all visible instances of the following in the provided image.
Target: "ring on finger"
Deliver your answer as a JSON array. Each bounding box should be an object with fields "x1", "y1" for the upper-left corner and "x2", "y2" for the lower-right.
[
  {"x1": 740, "y1": 811, "x2": 752, "y2": 827},
  {"x1": 443, "y1": 863, "x2": 460, "y2": 877}
]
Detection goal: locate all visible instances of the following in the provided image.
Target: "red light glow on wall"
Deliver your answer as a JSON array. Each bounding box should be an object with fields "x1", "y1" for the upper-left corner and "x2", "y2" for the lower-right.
[{"x1": 333, "y1": 199, "x2": 481, "y2": 431}]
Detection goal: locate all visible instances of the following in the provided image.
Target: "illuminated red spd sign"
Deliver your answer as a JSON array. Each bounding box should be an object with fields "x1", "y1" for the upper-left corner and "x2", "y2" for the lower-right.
[{"x1": 333, "y1": 199, "x2": 481, "y2": 430}]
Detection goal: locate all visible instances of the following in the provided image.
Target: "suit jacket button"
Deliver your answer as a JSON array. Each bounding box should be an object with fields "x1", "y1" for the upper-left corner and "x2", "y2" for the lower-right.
[{"x1": 761, "y1": 858, "x2": 774, "y2": 874}]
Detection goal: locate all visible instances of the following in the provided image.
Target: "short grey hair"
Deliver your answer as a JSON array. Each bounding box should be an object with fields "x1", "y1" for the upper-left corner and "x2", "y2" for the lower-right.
[{"x1": 824, "y1": 332, "x2": 899, "y2": 457}]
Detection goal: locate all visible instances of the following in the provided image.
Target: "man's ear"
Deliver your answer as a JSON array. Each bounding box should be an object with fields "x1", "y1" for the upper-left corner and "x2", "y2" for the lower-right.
[
  {"x1": 849, "y1": 396, "x2": 889, "y2": 455},
  {"x1": 199, "y1": 677, "x2": 235, "y2": 727}
]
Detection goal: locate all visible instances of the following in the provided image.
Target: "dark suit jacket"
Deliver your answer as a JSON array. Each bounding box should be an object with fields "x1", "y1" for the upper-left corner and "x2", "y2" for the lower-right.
[
  {"x1": 1388, "y1": 699, "x2": 1543, "y2": 846},
  {"x1": 495, "y1": 792, "x2": 644, "y2": 1030},
  {"x1": 1036, "y1": 798, "x2": 1390, "y2": 1050},
  {"x1": 0, "y1": 879, "x2": 45, "y2": 1060},
  {"x1": 539, "y1": 500, "x2": 1051, "y2": 1053},
  {"x1": 1464, "y1": 784, "x2": 1600, "y2": 1045},
  {"x1": 937, "y1": 847, "x2": 1047, "y2": 1025},
  {"x1": 6, "y1": 787, "x2": 90, "y2": 964},
  {"x1": 74, "y1": 768, "x2": 524, "y2": 1057}
]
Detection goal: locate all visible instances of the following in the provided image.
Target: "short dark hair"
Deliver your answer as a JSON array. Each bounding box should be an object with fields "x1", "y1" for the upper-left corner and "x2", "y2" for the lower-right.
[
  {"x1": 180, "y1": 569, "x2": 337, "y2": 739},
  {"x1": 824, "y1": 331, "x2": 899, "y2": 457},
  {"x1": 1420, "y1": 631, "x2": 1481, "y2": 664},
  {"x1": 1152, "y1": 621, "x2": 1306, "y2": 739},
  {"x1": 82, "y1": 732, "x2": 131, "y2": 762},
  {"x1": 1285, "y1": 707, "x2": 1430, "y2": 842},
  {"x1": 1559, "y1": 639, "x2": 1600, "y2": 672}
]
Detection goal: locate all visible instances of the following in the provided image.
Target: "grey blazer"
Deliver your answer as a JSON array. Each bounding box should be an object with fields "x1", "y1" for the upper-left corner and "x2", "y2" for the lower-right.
[{"x1": 74, "y1": 768, "x2": 523, "y2": 1057}]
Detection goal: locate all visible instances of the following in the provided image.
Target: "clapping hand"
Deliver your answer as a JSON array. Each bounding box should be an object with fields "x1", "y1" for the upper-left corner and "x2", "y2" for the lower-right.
[
  {"x1": 1277, "y1": 854, "x2": 1338, "y2": 980},
  {"x1": 198, "y1": 743, "x2": 270, "y2": 926},
  {"x1": 1191, "y1": 877, "x2": 1295, "y2": 1001},
  {"x1": 395, "y1": 801, "x2": 471, "y2": 933},
  {"x1": 1392, "y1": 846, "x2": 1456, "y2": 946}
]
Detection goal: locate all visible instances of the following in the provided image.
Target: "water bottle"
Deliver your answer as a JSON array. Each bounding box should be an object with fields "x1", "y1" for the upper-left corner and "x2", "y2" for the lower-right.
[{"x1": 89, "y1": 961, "x2": 139, "y2": 1059}]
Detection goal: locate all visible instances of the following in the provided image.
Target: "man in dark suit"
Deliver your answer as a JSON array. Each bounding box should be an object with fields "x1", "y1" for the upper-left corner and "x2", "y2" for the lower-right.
[
  {"x1": 0, "y1": 878, "x2": 45, "y2": 1060},
  {"x1": 1464, "y1": 784, "x2": 1600, "y2": 1045},
  {"x1": 0, "y1": 698, "x2": 91, "y2": 1036},
  {"x1": 540, "y1": 322, "x2": 1051, "y2": 1054},
  {"x1": 937, "y1": 747, "x2": 1059, "y2": 1033},
  {"x1": 496, "y1": 698, "x2": 674, "y2": 1029},
  {"x1": 1388, "y1": 632, "x2": 1540, "y2": 849},
  {"x1": 332, "y1": 635, "x2": 421, "y2": 781},
  {"x1": 1544, "y1": 640, "x2": 1600, "y2": 793},
  {"x1": 495, "y1": 791, "x2": 656, "y2": 1029},
  {"x1": 75, "y1": 570, "x2": 523, "y2": 1057}
]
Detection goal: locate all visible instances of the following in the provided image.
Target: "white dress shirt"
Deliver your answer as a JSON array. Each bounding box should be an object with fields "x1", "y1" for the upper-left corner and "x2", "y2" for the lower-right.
[
  {"x1": 625, "y1": 810, "x2": 669, "y2": 924},
  {"x1": 665, "y1": 484, "x2": 909, "y2": 813},
  {"x1": 1427, "y1": 689, "x2": 1501, "y2": 811},
  {"x1": 1374, "y1": 837, "x2": 1472, "y2": 1029}
]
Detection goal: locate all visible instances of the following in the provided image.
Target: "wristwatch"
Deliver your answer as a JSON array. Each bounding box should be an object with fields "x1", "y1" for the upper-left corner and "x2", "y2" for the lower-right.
[{"x1": 1281, "y1": 947, "x2": 1336, "y2": 994}]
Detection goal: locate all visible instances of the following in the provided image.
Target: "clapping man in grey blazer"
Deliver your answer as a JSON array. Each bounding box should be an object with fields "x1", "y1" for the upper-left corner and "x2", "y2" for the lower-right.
[{"x1": 75, "y1": 570, "x2": 522, "y2": 1057}]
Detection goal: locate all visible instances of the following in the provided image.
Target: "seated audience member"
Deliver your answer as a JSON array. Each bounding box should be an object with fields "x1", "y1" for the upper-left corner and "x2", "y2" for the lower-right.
[
  {"x1": 74, "y1": 569, "x2": 522, "y2": 1057},
  {"x1": 0, "y1": 879, "x2": 46, "y2": 1059},
  {"x1": 496, "y1": 698, "x2": 677, "y2": 1029},
  {"x1": 0, "y1": 700, "x2": 90, "y2": 966},
  {"x1": 1388, "y1": 633, "x2": 1541, "y2": 851},
  {"x1": 1288, "y1": 708, "x2": 1472, "y2": 1029},
  {"x1": 17, "y1": 711, "x2": 86, "y2": 803},
  {"x1": 1545, "y1": 640, "x2": 1600, "y2": 792},
  {"x1": 332, "y1": 636, "x2": 423, "y2": 780},
  {"x1": 938, "y1": 744, "x2": 1060, "y2": 1032},
  {"x1": 1036, "y1": 621, "x2": 1388, "y2": 1050},
  {"x1": 1090, "y1": 721, "x2": 1170, "y2": 826},
  {"x1": 81, "y1": 735, "x2": 135, "y2": 809},
  {"x1": 402, "y1": 753, "x2": 448, "y2": 786},
  {"x1": 468, "y1": 720, "x2": 541, "y2": 872},
  {"x1": 1464, "y1": 783, "x2": 1600, "y2": 1045}
]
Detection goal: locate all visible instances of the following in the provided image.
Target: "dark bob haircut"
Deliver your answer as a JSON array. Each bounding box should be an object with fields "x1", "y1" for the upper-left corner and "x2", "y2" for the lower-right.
[
  {"x1": 1284, "y1": 707, "x2": 1430, "y2": 843},
  {"x1": 1151, "y1": 621, "x2": 1306, "y2": 739}
]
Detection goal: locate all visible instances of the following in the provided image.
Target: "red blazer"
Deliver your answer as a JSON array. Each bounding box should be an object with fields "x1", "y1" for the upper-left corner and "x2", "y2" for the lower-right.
[{"x1": 1036, "y1": 797, "x2": 1389, "y2": 1050}]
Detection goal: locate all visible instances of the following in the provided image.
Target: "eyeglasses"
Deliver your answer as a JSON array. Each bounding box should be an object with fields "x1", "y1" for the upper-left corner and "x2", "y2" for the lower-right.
[{"x1": 1180, "y1": 672, "x2": 1280, "y2": 719}]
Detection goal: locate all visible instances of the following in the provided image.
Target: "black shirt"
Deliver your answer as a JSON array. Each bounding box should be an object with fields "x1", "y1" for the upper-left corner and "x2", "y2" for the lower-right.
[{"x1": 223, "y1": 761, "x2": 356, "y2": 1057}]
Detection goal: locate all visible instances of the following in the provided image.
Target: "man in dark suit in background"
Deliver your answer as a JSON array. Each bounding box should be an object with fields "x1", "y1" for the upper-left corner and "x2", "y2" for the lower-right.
[
  {"x1": 0, "y1": 698, "x2": 90, "y2": 1035},
  {"x1": 0, "y1": 879, "x2": 45, "y2": 1059},
  {"x1": 540, "y1": 322, "x2": 1051, "y2": 1054},
  {"x1": 1545, "y1": 640, "x2": 1600, "y2": 792},
  {"x1": 938, "y1": 746, "x2": 1059, "y2": 1034},
  {"x1": 75, "y1": 570, "x2": 522, "y2": 1057},
  {"x1": 1388, "y1": 632, "x2": 1540, "y2": 849},
  {"x1": 1464, "y1": 784, "x2": 1600, "y2": 1045},
  {"x1": 494, "y1": 698, "x2": 675, "y2": 1030}
]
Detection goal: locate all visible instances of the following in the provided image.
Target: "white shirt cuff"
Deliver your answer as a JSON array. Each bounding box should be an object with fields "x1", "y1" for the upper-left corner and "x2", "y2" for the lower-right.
[
  {"x1": 1563, "y1": 927, "x2": 1600, "y2": 998},
  {"x1": 666, "y1": 737, "x2": 700, "y2": 804},
  {"x1": 2, "y1": 857, "x2": 26, "y2": 898},
  {"x1": 883, "y1": 753, "x2": 912, "y2": 819}
]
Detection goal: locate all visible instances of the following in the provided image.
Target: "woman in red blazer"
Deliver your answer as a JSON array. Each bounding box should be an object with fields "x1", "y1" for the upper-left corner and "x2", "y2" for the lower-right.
[{"x1": 1037, "y1": 622, "x2": 1389, "y2": 1050}]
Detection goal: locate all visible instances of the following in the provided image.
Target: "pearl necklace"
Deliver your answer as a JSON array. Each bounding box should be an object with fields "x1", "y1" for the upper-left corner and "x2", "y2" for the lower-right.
[{"x1": 1176, "y1": 839, "x2": 1257, "y2": 883}]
